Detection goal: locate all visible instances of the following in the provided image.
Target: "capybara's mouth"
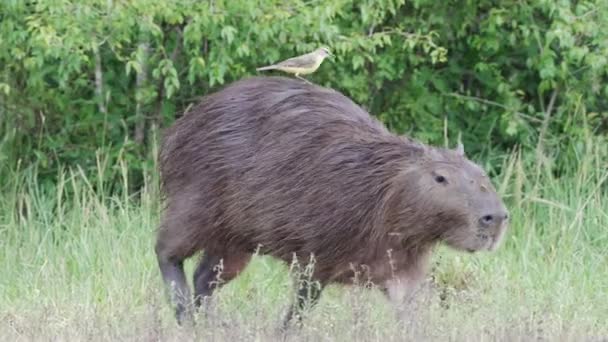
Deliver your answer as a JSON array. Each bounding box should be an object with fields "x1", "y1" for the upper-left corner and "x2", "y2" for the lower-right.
[{"x1": 486, "y1": 238, "x2": 500, "y2": 252}]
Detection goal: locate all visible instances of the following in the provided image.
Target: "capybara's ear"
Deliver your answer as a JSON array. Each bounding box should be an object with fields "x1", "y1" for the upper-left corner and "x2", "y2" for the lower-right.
[{"x1": 455, "y1": 142, "x2": 465, "y2": 157}]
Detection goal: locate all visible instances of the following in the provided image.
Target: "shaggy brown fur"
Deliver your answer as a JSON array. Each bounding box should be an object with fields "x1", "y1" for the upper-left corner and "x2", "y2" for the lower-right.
[{"x1": 155, "y1": 76, "x2": 509, "y2": 326}]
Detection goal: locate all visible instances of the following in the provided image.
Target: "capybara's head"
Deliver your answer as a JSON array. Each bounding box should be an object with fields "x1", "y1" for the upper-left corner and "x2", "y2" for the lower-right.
[{"x1": 393, "y1": 143, "x2": 509, "y2": 253}]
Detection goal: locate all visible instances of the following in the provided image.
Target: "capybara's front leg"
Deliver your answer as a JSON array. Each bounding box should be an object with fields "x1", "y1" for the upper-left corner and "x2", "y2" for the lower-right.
[{"x1": 382, "y1": 270, "x2": 426, "y2": 323}]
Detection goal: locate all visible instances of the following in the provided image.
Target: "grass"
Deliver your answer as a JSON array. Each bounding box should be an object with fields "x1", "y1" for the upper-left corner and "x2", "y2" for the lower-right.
[{"x1": 0, "y1": 137, "x2": 607, "y2": 341}]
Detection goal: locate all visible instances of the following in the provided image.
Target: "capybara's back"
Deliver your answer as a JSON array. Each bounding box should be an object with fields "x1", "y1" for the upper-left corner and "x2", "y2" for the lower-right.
[
  {"x1": 155, "y1": 76, "x2": 509, "y2": 326},
  {"x1": 159, "y1": 77, "x2": 408, "y2": 267}
]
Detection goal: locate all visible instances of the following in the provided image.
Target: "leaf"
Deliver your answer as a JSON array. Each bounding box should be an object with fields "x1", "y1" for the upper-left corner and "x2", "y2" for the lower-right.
[
  {"x1": 126, "y1": 60, "x2": 142, "y2": 76},
  {"x1": 220, "y1": 26, "x2": 237, "y2": 44},
  {"x1": 0, "y1": 83, "x2": 10, "y2": 95},
  {"x1": 351, "y1": 55, "x2": 365, "y2": 70}
]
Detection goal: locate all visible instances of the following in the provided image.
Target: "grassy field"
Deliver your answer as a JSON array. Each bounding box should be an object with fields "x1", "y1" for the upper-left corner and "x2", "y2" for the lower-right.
[{"x1": 1, "y1": 138, "x2": 607, "y2": 341}]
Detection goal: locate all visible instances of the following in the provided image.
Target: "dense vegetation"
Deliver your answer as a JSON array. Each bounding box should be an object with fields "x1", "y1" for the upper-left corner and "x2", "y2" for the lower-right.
[
  {"x1": 1, "y1": 1, "x2": 607, "y2": 339},
  {"x1": 1, "y1": 0, "x2": 607, "y2": 189}
]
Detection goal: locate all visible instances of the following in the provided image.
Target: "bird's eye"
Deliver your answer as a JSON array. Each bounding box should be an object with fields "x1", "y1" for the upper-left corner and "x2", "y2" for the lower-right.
[{"x1": 434, "y1": 175, "x2": 447, "y2": 184}]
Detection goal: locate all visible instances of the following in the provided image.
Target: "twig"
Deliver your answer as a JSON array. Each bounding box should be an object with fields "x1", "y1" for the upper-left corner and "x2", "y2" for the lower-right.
[
  {"x1": 93, "y1": 44, "x2": 107, "y2": 115},
  {"x1": 368, "y1": 24, "x2": 376, "y2": 37},
  {"x1": 444, "y1": 92, "x2": 542, "y2": 123},
  {"x1": 524, "y1": 196, "x2": 573, "y2": 212}
]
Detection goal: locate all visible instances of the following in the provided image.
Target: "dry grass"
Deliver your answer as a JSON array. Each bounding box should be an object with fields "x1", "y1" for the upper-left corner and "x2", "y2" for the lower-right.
[{"x1": 1, "y1": 139, "x2": 607, "y2": 341}]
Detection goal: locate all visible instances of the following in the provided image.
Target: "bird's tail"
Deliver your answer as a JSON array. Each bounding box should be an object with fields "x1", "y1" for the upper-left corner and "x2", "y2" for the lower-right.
[{"x1": 256, "y1": 65, "x2": 276, "y2": 71}]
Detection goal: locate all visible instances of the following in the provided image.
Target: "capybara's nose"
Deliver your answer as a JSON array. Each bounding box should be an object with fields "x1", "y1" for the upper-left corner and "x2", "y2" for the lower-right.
[{"x1": 479, "y1": 211, "x2": 509, "y2": 227}]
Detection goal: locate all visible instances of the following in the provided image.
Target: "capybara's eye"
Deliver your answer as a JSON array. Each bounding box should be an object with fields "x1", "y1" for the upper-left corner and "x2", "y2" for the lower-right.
[{"x1": 434, "y1": 175, "x2": 447, "y2": 184}]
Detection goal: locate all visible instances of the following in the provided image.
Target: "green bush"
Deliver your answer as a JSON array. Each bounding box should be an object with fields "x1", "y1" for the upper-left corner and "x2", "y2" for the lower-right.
[{"x1": 1, "y1": 0, "x2": 607, "y2": 189}]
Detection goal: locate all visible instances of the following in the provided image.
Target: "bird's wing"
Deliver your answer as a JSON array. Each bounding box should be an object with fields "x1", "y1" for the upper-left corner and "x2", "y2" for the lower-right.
[{"x1": 275, "y1": 52, "x2": 317, "y2": 68}]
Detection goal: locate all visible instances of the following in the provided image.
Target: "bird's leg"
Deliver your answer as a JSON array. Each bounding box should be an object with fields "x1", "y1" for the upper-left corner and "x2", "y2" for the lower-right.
[{"x1": 295, "y1": 74, "x2": 312, "y2": 85}]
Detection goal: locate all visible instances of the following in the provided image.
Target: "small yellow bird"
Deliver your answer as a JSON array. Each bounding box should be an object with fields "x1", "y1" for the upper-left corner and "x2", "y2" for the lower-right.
[{"x1": 256, "y1": 47, "x2": 333, "y2": 83}]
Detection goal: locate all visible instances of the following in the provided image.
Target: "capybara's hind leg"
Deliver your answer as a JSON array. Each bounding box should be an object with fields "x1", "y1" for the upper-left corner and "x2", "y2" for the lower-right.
[
  {"x1": 193, "y1": 251, "x2": 252, "y2": 309},
  {"x1": 281, "y1": 277, "x2": 324, "y2": 330},
  {"x1": 192, "y1": 252, "x2": 221, "y2": 308},
  {"x1": 155, "y1": 231, "x2": 198, "y2": 326}
]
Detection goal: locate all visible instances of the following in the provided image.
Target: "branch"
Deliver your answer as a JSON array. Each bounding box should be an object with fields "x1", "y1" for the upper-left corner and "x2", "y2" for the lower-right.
[
  {"x1": 134, "y1": 36, "x2": 150, "y2": 145},
  {"x1": 93, "y1": 45, "x2": 107, "y2": 115},
  {"x1": 154, "y1": 27, "x2": 183, "y2": 130}
]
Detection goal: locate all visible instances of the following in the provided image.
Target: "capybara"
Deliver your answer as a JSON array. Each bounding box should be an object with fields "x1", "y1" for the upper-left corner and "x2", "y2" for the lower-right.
[{"x1": 155, "y1": 76, "x2": 509, "y2": 326}]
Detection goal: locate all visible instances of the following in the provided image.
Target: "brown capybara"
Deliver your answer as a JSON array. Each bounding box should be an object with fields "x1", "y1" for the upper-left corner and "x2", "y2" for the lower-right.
[{"x1": 155, "y1": 76, "x2": 509, "y2": 327}]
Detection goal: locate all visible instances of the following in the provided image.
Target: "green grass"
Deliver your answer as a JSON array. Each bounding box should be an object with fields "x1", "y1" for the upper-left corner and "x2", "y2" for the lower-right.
[{"x1": 1, "y1": 138, "x2": 607, "y2": 341}]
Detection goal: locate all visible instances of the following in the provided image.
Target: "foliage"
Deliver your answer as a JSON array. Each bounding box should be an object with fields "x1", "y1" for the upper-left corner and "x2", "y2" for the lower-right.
[{"x1": 1, "y1": 0, "x2": 607, "y2": 188}]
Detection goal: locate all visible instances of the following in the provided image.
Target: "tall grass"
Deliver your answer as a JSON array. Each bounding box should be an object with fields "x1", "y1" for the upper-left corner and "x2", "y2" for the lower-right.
[{"x1": 0, "y1": 135, "x2": 606, "y2": 341}]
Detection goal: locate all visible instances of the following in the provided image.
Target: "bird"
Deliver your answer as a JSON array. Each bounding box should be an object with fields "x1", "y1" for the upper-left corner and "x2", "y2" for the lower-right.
[{"x1": 256, "y1": 47, "x2": 333, "y2": 83}]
